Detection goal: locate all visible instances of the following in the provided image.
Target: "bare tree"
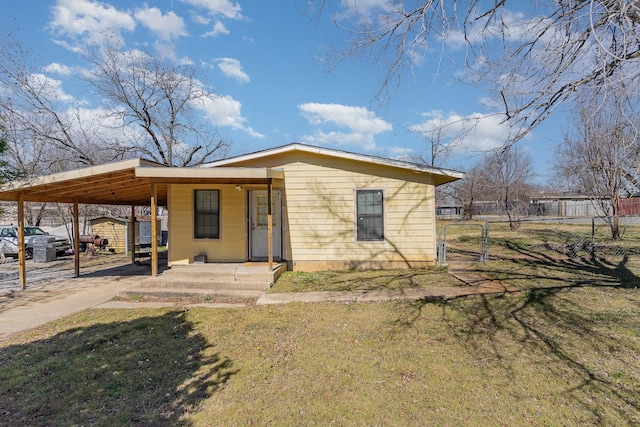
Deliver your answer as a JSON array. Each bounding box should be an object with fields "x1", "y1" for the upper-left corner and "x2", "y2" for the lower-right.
[
  {"x1": 85, "y1": 47, "x2": 229, "y2": 166},
  {"x1": 440, "y1": 147, "x2": 533, "y2": 222},
  {"x1": 412, "y1": 117, "x2": 473, "y2": 167},
  {"x1": 0, "y1": 39, "x2": 129, "y2": 170},
  {"x1": 556, "y1": 83, "x2": 640, "y2": 239},
  {"x1": 439, "y1": 162, "x2": 485, "y2": 220},
  {"x1": 318, "y1": 1, "x2": 640, "y2": 141},
  {"x1": 1, "y1": 36, "x2": 230, "y2": 170},
  {"x1": 0, "y1": 124, "x2": 18, "y2": 183},
  {"x1": 1, "y1": 36, "x2": 233, "y2": 226},
  {"x1": 0, "y1": 39, "x2": 126, "y2": 227},
  {"x1": 483, "y1": 147, "x2": 535, "y2": 228}
]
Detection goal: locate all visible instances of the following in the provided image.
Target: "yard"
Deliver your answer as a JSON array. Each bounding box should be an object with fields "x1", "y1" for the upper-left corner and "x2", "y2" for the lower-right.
[
  {"x1": 0, "y1": 218, "x2": 639, "y2": 425},
  {"x1": 1, "y1": 284, "x2": 638, "y2": 425}
]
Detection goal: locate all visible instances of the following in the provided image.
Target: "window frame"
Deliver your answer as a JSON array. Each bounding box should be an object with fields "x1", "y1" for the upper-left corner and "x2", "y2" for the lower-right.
[
  {"x1": 355, "y1": 189, "x2": 385, "y2": 242},
  {"x1": 193, "y1": 189, "x2": 220, "y2": 240}
]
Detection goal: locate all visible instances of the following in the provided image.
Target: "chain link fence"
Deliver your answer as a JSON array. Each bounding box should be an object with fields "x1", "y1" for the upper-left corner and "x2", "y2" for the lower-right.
[{"x1": 437, "y1": 216, "x2": 640, "y2": 266}]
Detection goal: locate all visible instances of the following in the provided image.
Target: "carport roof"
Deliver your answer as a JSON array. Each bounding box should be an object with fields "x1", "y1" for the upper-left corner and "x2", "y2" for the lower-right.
[{"x1": 0, "y1": 158, "x2": 284, "y2": 206}]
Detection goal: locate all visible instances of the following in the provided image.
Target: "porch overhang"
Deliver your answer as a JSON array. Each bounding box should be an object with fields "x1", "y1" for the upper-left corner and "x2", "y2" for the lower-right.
[
  {"x1": 0, "y1": 158, "x2": 285, "y2": 287},
  {"x1": 0, "y1": 159, "x2": 284, "y2": 206}
]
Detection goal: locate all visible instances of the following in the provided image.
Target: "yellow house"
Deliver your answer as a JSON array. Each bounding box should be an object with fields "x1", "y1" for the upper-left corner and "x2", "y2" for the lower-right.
[
  {"x1": 0, "y1": 143, "x2": 463, "y2": 286},
  {"x1": 168, "y1": 144, "x2": 463, "y2": 271}
]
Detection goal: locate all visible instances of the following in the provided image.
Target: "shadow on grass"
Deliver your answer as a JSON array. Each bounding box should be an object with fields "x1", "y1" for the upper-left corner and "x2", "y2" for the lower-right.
[
  {"x1": 486, "y1": 238, "x2": 640, "y2": 290},
  {"x1": 272, "y1": 267, "x2": 461, "y2": 293},
  {"x1": 393, "y1": 242, "x2": 640, "y2": 424},
  {"x1": 463, "y1": 289, "x2": 637, "y2": 424},
  {"x1": 0, "y1": 310, "x2": 237, "y2": 426}
]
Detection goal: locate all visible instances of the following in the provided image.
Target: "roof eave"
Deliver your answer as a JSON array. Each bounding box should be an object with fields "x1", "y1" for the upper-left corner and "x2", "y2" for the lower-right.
[{"x1": 204, "y1": 143, "x2": 464, "y2": 181}]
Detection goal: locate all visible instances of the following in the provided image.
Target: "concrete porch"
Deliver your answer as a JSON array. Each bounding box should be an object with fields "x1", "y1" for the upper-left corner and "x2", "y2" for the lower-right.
[{"x1": 120, "y1": 262, "x2": 287, "y2": 300}]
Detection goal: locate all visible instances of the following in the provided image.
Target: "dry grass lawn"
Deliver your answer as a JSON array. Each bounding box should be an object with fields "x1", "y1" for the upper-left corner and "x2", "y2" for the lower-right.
[
  {"x1": 270, "y1": 266, "x2": 461, "y2": 293},
  {"x1": 1, "y1": 270, "x2": 638, "y2": 425}
]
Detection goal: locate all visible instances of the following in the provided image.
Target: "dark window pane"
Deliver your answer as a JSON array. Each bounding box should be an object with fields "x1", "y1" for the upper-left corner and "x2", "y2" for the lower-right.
[
  {"x1": 356, "y1": 190, "x2": 384, "y2": 241},
  {"x1": 194, "y1": 190, "x2": 220, "y2": 239}
]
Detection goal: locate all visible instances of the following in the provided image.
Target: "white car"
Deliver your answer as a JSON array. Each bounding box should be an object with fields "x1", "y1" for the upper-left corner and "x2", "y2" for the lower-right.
[{"x1": 0, "y1": 226, "x2": 71, "y2": 258}]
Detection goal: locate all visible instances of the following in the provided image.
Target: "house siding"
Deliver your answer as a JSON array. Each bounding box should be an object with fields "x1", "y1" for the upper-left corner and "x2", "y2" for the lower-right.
[
  {"x1": 219, "y1": 151, "x2": 437, "y2": 271},
  {"x1": 168, "y1": 184, "x2": 247, "y2": 265}
]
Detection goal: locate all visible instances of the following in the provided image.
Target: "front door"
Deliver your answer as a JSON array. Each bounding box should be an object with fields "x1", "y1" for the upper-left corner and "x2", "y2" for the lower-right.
[{"x1": 250, "y1": 190, "x2": 282, "y2": 260}]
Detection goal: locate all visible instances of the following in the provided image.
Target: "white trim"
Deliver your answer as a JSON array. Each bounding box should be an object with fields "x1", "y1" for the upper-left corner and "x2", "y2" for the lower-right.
[{"x1": 354, "y1": 188, "x2": 386, "y2": 243}]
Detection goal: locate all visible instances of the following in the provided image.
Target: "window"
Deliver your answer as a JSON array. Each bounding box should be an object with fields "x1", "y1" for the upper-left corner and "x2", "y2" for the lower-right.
[
  {"x1": 25, "y1": 227, "x2": 47, "y2": 236},
  {"x1": 357, "y1": 190, "x2": 384, "y2": 241},
  {"x1": 256, "y1": 194, "x2": 277, "y2": 226},
  {"x1": 0, "y1": 228, "x2": 16, "y2": 238},
  {"x1": 194, "y1": 190, "x2": 220, "y2": 239}
]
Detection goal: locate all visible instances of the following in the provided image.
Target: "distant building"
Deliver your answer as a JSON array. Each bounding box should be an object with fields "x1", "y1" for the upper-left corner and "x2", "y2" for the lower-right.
[
  {"x1": 89, "y1": 216, "x2": 164, "y2": 254},
  {"x1": 617, "y1": 197, "x2": 640, "y2": 215},
  {"x1": 529, "y1": 192, "x2": 608, "y2": 217}
]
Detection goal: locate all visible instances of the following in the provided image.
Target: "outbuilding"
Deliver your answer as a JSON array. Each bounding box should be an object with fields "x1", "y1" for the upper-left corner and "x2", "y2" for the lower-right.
[{"x1": 89, "y1": 216, "x2": 162, "y2": 254}]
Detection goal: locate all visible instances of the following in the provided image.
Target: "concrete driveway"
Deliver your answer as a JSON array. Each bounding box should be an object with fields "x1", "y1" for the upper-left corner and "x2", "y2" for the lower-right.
[{"x1": 0, "y1": 263, "x2": 150, "y2": 341}]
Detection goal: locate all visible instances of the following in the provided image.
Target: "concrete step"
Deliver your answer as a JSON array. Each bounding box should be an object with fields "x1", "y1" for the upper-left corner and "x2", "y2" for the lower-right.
[
  {"x1": 142, "y1": 263, "x2": 283, "y2": 291},
  {"x1": 162, "y1": 265, "x2": 277, "y2": 280},
  {"x1": 119, "y1": 287, "x2": 264, "y2": 301}
]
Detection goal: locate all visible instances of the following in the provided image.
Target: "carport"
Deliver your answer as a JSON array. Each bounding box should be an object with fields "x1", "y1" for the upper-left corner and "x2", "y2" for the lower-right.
[{"x1": 0, "y1": 158, "x2": 283, "y2": 289}]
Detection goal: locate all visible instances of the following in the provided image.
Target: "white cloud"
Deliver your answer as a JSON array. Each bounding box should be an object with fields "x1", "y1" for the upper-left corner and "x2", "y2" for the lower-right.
[
  {"x1": 42, "y1": 62, "x2": 74, "y2": 76},
  {"x1": 152, "y1": 42, "x2": 178, "y2": 60},
  {"x1": 50, "y1": 39, "x2": 85, "y2": 54},
  {"x1": 66, "y1": 106, "x2": 143, "y2": 145},
  {"x1": 192, "y1": 14, "x2": 211, "y2": 25},
  {"x1": 179, "y1": 0, "x2": 243, "y2": 20},
  {"x1": 178, "y1": 56, "x2": 195, "y2": 66},
  {"x1": 410, "y1": 110, "x2": 515, "y2": 154},
  {"x1": 49, "y1": 0, "x2": 135, "y2": 47},
  {"x1": 134, "y1": 6, "x2": 187, "y2": 42},
  {"x1": 339, "y1": 0, "x2": 395, "y2": 22},
  {"x1": 298, "y1": 103, "x2": 392, "y2": 151},
  {"x1": 299, "y1": 103, "x2": 392, "y2": 134},
  {"x1": 199, "y1": 95, "x2": 264, "y2": 138},
  {"x1": 386, "y1": 146, "x2": 414, "y2": 160},
  {"x1": 203, "y1": 20, "x2": 230, "y2": 37},
  {"x1": 26, "y1": 73, "x2": 74, "y2": 103},
  {"x1": 215, "y1": 58, "x2": 249, "y2": 83},
  {"x1": 242, "y1": 126, "x2": 264, "y2": 138},
  {"x1": 180, "y1": 0, "x2": 242, "y2": 37}
]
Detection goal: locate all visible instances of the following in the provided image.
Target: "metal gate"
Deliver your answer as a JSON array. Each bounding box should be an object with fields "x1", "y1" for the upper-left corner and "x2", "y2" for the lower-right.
[{"x1": 437, "y1": 222, "x2": 489, "y2": 266}]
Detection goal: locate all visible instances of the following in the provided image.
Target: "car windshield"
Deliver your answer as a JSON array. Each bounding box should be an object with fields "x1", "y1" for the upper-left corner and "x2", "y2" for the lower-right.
[{"x1": 25, "y1": 227, "x2": 47, "y2": 236}]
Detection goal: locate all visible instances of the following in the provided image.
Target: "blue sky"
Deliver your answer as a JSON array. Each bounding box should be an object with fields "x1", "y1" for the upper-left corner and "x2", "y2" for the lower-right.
[{"x1": 1, "y1": 0, "x2": 567, "y2": 182}]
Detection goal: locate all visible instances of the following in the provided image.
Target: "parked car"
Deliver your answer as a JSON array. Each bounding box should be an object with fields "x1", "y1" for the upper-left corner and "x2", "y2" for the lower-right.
[{"x1": 0, "y1": 225, "x2": 71, "y2": 258}]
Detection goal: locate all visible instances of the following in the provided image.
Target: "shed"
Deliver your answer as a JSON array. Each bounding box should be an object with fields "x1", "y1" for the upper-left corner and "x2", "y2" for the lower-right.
[{"x1": 89, "y1": 216, "x2": 162, "y2": 254}]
